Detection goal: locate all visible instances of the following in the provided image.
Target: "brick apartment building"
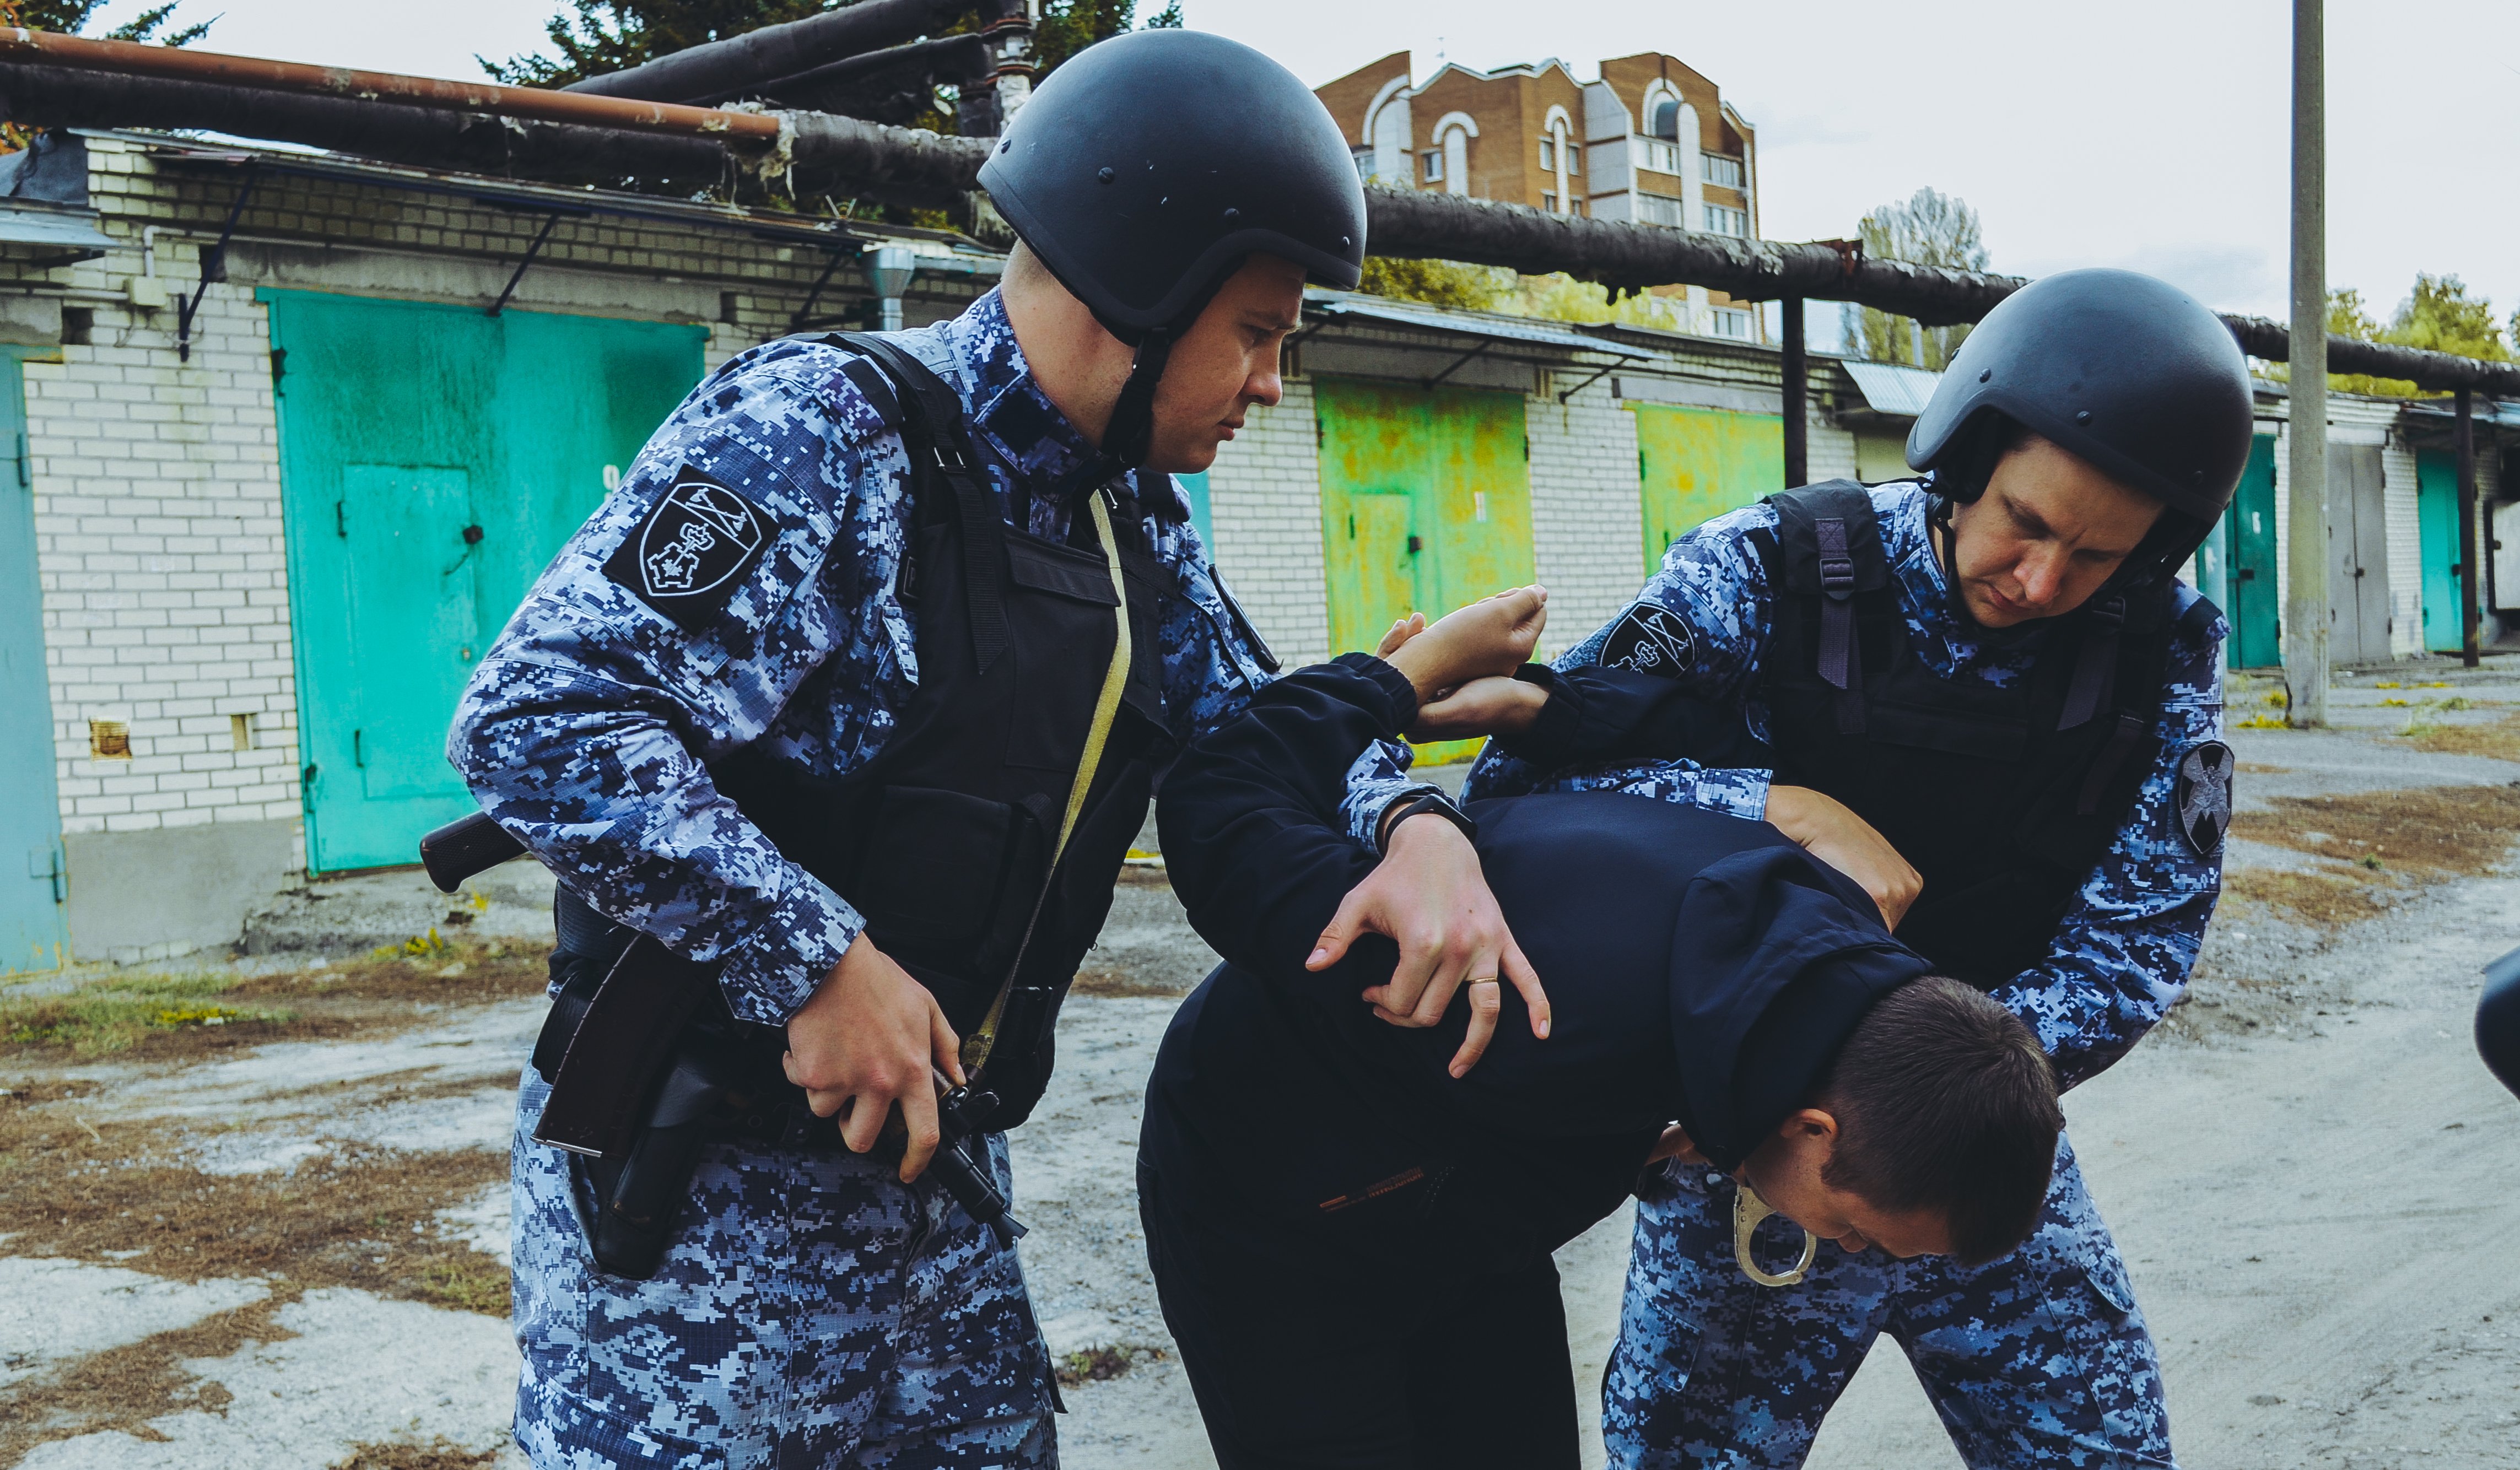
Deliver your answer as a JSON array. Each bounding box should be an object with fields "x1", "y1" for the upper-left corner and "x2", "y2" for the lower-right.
[{"x1": 1316, "y1": 51, "x2": 1763, "y2": 341}]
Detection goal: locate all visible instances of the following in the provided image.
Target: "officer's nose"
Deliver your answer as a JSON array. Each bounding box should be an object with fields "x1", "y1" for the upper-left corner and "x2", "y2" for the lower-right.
[
  {"x1": 1249, "y1": 364, "x2": 1284, "y2": 408},
  {"x1": 2014, "y1": 547, "x2": 2068, "y2": 610}
]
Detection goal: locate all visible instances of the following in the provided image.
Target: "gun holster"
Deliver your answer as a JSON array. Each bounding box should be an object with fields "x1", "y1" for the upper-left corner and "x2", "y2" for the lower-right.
[
  {"x1": 532, "y1": 894, "x2": 1023, "y2": 1281},
  {"x1": 565, "y1": 1034, "x2": 750, "y2": 1279}
]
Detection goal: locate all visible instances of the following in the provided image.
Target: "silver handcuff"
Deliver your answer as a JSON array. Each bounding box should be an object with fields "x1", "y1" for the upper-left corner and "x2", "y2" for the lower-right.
[{"x1": 1732, "y1": 1179, "x2": 1818, "y2": 1288}]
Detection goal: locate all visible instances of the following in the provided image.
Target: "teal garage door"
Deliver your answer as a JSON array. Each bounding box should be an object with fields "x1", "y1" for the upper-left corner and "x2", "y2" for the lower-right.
[
  {"x1": 0, "y1": 349, "x2": 67, "y2": 970},
  {"x1": 268, "y1": 292, "x2": 705, "y2": 872}
]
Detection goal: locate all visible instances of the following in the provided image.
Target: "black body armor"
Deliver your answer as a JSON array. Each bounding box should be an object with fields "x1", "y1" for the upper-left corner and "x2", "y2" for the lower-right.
[{"x1": 1749, "y1": 482, "x2": 2215, "y2": 986}]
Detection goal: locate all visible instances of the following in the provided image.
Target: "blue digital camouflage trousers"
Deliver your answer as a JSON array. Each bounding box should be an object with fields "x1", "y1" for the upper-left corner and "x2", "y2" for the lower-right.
[
  {"x1": 1605, "y1": 1136, "x2": 2173, "y2": 1469},
  {"x1": 510, "y1": 1074, "x2": 1057, "y2": 1469}
]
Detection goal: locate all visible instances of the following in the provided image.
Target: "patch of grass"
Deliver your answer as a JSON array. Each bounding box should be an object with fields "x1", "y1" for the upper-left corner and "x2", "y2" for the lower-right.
[
  {"x1": 0, "y1": 1090, "x2": 510, "y2": 1310},
  {"x1": 1055, "y1": 1344, "x2": 1164, "y2": 1387},
  {"x1": 1, "y1": 940, "x2": 553, "y2": 1060},
  {"x1": 1, "y1": 974, "x2": 302, "y2": 1057},
  {"x1": 0, "y1": 1295, "x2": 283, "y2": 1462},
  {"x1": 334, "y1": 1442, "x2": 503, "y2": 1470},
  {"x1": 418, "y1": 1252, "x2": 511, "y2": 1316},
  {"x1": 2398, "y1": 712, "x2": 2520, "y2": 762},
  {"x1": 2222, "y1": 869, "x2": 2397, "y2": 927},
  {"x1": 2230, "y1": 783, "x2": 2520, "y2": 878}
]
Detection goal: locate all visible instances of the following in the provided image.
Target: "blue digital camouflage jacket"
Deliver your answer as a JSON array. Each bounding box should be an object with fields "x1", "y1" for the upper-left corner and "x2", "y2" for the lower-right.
[
  {"x1": 449, "y1": 290, "x2": 1272, "y2": 1026},
  {"x1": 1342, "y1": 482, "x2": 2227, "y2": 1090}
]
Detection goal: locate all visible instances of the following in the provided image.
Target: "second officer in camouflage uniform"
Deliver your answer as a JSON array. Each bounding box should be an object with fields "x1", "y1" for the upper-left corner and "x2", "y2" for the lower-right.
[
  {"x1": 450, "y1": 31, "x2": 1378, "y2": 1468},
  {"x1": 1348, "y1": 269, "x2": 2254, "y2": 1468}
]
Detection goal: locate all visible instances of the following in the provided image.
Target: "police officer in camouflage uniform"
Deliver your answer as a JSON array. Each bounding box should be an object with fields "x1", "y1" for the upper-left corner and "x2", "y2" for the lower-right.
[
  {"x1": 447, "y1": 31, "x2": 1421, "y2": 1468},
  {"x1": 1348, "y1": 269, "x2": 2254, "y2": 1467}
]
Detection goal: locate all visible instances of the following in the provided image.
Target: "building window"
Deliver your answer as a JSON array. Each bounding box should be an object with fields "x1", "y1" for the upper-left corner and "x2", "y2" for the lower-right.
[
  {"x1": 1539, "y1": 138, "x2": 1555, "y2": 171},
  {"x1": 1567, "y1": 143, "x2": 1582, "y2": 174},
  {"x1": 1652, "y1": 98, "x2": 1680, "y2": 140},
  {"x1": 1542, "y1": 191, "x2": 1556, "y2": 212},
  {"x1": 1351, "y1": 144, "x2": 1374, "y2": 179},
  {"x1": 1636, "y1": 192, "x2": 1686, "y2": 228},
  {"x1": 1710, "y1": 307, "x2": 1752, "y2": 340},
  {"x1": 1702, "y1": 203, "x2": 1749, "y2": 236},
  {"x1": 1702, "y1": 154, "x2": 1744, "y2": 189},
  {"x1": 1631, "y1": 137, "x2": 1682, "y2": 177},
  {"x1": 1423, "y1": 150, "x2": 1444, "y2": 183}
]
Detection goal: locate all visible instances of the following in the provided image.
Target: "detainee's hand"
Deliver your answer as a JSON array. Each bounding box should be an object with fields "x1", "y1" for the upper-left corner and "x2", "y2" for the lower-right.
[
  {"x1": 1309, "y1": 813, "x2": 1551, "y2": 1077},
  {"x1": 783, "y1": 932, "x2": 965, "y2": 1182},
  {"x1": 1764, "y1": 785, "x2": 1922, "y2": 931},
  {"x1": 1409, "y1": 674, "x2": 1547, "y2": 743}
]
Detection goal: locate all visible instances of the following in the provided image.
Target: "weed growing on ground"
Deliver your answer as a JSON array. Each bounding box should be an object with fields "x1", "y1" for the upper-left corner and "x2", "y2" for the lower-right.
[
  {"x1": 2397, "y1": 711, "x2": 2520, "y2": 762},
  {"x1": 1, "y1": 974, "x2": 299, "y2": 1057},
  {"x1": 1055, "y1": 1344, "x2": 1165, "y2": 1386},
  {"x1": 333, "y1": 1442, "x2": 504, "y2": 1469},
  {"x1": 0, "y1": 941, "x2": 551, "y2": 1060},
  {"x1": 2225, "y1": 783, "x2": 2520, "y2": 924}
]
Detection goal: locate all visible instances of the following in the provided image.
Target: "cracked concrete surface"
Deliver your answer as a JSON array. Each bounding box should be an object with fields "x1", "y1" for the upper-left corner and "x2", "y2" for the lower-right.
[{"x1": 6, "y1": 662, "x2": 2519, "y2": 1468}]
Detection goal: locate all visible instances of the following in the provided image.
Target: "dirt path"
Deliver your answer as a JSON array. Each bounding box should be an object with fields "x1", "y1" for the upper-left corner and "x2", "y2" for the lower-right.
[{"x1": 5, "y1": 664, "x2": 2518, "y2": 1468}]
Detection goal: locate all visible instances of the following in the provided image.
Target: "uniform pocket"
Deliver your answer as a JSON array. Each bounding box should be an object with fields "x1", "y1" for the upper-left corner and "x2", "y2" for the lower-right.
[{"x1": 849, "y1": 785, "x2": 1040, "y2": 976}]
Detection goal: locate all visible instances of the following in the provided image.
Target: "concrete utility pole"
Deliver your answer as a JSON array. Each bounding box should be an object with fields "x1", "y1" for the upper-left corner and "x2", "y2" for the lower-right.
[{"x1": 2283, "y1": 0, "x2": 2328, "y2": 726}]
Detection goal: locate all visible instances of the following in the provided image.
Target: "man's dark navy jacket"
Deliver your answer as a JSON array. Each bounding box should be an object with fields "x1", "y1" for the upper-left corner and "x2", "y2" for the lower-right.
[{"x1": 1147, "y1": 655, "x2": 1932, "y2": 1255}]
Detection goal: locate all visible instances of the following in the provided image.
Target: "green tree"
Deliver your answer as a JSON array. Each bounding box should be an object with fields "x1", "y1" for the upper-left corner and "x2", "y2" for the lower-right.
[
  {"x1": 1357, "y1": 256, "x2": 1512, "y2": 312},
  {"x1": 488, "y1": 1, "x2": 1142, "y2": 101},
  {"x1": 1839, "y1": 187, "x2": 1987, "y2": 371},
  {"x1": 2314, "y1": 275, "x2": 2509, "y2": 397},
  {"x1": 6, "y1": 0, "x2": 210, "y2": 44}
]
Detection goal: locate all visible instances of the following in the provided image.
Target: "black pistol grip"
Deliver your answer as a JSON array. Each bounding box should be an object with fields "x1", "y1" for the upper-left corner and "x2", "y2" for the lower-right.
[{"x1": 419, "y1": 810, "x2": 529, "y2": 893}]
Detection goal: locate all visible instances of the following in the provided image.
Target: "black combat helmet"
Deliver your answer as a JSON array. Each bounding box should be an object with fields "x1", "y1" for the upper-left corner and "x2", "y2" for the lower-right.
[
  {"x1": 978, "y1": 28, "x2": 1366, "y2": 469},
  {"x1": 1906, "y1": 268, "x2": 2256, "y2": 582}
]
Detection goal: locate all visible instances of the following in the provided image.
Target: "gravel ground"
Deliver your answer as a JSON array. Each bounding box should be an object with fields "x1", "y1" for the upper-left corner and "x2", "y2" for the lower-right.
[{"x1": 6, "y1": 660, "x2": 2519, "y2": 1467}]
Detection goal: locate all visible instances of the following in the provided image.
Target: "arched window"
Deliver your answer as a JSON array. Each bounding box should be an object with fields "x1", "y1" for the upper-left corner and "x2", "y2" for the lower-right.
[{"x1": 1652, "y1": 99, "x2": 1680, "y2": 141}]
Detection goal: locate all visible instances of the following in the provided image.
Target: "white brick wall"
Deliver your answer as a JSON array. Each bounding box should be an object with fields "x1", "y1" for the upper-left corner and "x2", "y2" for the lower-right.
[
  {"x1": 19, "y1": 137, "x2": 986, "y2": 869},
  {"x1": 1528, "y1": 378, "x2": 1642, "y2": 657},
  {"x1": 1206, "y1": 375, "x2": 1330, "y2": 666},
  {"x1": 33, "y1": 267, "x2": 296, "y2": 842}
]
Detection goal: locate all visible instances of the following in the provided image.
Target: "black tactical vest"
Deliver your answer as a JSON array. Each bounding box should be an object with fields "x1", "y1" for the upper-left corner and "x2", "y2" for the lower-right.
[
  {"x1": 709, "y1": 335, "x2": 1169, "y2": 1128},
  {"x1": 1749, "y1": 482, "x2": 2216, "y2": 987}
]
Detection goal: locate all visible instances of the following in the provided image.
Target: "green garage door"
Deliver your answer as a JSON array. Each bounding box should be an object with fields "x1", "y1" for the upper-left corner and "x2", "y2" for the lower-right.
[
  {"x1": 2417, "y1": 450, "x2": 2466, "y2": 653},
  {"x1": 1635, "y1": 403, "x2": 1782, "y2": 573},
  {"x1": 0, "y1": 349, "x2": 67, "y2": 971},
  {"x1": 2195, "y1": 434, "x2": 2280, "y2": 669},
  {"x1": 268, "y1": 291, "x2": 705, "y2": 872},
  {"x1": 1316, "y1": 377, "x2": 1533, "y2": 763}
]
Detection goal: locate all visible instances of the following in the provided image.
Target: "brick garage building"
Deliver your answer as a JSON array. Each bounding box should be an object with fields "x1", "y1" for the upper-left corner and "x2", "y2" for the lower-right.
[{"x1": 8, "y1": 126, "x2": 2494, "y2": 970}]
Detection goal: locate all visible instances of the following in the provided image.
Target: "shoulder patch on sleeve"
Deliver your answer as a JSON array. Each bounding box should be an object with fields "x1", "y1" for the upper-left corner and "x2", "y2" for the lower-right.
[
  {"x1": 1601, "y1": 603, "x2": 1698, "y2": 679},
  {"x1": 2172, "y1": 740, "x2": 2233, "y2": 856},
  {"x1": 600, "y1": 466, "x2": 773, "y2": 630}
]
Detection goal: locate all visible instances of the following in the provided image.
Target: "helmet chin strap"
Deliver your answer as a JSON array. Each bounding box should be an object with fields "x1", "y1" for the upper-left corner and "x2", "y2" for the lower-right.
[{"x1": 1046, "y1": 326, "x2": 1181, "y2": 516}]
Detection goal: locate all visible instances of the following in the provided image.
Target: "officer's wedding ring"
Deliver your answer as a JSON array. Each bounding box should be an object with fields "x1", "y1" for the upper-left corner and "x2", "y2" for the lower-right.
[
  {"x1": 1465, "y1": 976, "x2": 1500, "y2": 986},
  {"x1": 1733, "y1": 1180, "x2": 1819, "y2": 1288}
]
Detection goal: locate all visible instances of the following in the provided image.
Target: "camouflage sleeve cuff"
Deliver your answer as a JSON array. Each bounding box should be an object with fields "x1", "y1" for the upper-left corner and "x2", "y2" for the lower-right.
[{"x1": 712, "y1": 868, "x2": 867, "y2": 1025}]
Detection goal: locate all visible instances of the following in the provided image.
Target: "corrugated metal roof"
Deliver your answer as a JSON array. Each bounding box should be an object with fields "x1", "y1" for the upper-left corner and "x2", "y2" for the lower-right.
[
  {"x1": 0, "y1": 203, "x2": 114, "y2": 258},
  {"x1": 1307, "y1": 291, "x2": 1654, "y2": 359},
  {"x1": 1842, "y1": 360, "x2": 1944, "y2": 418}
]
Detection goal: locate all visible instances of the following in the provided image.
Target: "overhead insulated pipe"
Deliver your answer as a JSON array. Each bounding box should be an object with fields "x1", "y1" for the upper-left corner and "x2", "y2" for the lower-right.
[
  {"x1": 564, "y1": 0, "x2": 976, "y2": 105},
  {"x1": 4, "y1": 34, "x2": 2519, "y2": 396},
  {"x1": 0, "y1": 28, "x2": 785, "y2": 140}
]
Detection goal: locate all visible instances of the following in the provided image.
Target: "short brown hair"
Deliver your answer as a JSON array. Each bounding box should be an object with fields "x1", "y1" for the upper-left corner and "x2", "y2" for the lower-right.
[{"x1": 1819, "y1": 976, "x2": 2063, "y2": 1265}]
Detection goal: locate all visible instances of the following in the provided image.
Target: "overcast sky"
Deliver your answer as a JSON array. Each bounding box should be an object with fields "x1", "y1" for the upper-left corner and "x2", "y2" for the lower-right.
[{"x1": 85, "y1": 0, "x2": 2520, "y2": 331}]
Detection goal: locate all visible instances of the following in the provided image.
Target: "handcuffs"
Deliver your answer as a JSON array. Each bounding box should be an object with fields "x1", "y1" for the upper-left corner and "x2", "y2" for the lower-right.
[{"x1": 1732, "y1": 1179, "x2": 1820, "y2": 1288}]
